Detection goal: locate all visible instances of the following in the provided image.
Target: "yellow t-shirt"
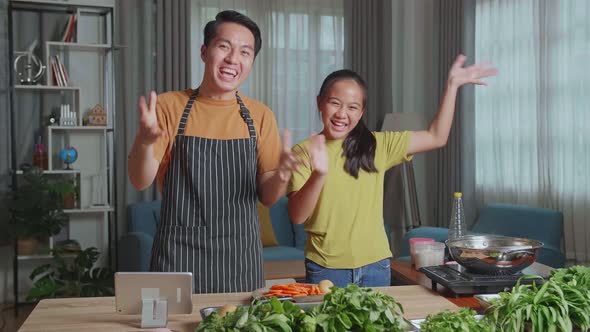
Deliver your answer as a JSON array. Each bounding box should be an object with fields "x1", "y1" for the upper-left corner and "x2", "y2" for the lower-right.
[
  {"x1": 153, "y1": 89, "x2": 281, "y2": 191},
  {"x1": 288, "y1": 131, "x2": 412, "y2": 268}
]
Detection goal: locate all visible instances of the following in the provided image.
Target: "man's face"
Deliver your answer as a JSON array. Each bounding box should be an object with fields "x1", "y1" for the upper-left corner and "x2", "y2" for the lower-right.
[{"x1": 201, "y1": 22, "x2": 255, "y2": 99}]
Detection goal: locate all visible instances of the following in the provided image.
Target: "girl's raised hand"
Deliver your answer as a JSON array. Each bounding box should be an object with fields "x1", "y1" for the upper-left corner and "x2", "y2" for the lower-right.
[
  {"x1": 448, "y1": 54, "x2": 497, "y2": 87},
  {"x1": 308, "y1": 134, "x2": 328, "y2": 175}
]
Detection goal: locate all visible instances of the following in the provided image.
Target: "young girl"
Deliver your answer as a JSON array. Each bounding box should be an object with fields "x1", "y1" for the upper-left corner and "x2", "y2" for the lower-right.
[{"x1": 287, "y1": 55, "x2": 496, "y2": 287}]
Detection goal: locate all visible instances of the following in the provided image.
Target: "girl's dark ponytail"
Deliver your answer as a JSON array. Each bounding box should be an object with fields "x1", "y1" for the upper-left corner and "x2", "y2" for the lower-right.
[
  {"x1": 343, "y1": 118, "x2": 377, "y2": 178},
  {"x1": 318, "y1": 69, "x2": 378, "y2": 178}
]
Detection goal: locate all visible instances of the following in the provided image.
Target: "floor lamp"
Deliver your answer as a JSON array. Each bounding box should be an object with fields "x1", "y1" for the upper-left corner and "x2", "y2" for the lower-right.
[{"x1": 381, "y1": 112, "x2": 428, "y2": 231}]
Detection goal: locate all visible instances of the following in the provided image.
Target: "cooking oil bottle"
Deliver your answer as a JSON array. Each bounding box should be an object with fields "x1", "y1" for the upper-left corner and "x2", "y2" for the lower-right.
[{"x1": 448, "y1": 192, "x2": 466, "y2": 240}]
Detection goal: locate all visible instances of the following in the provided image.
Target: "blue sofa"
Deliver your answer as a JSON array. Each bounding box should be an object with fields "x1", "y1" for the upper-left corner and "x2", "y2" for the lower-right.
[
  {"x1": 398, "y1": 203, "x2": 566, "y2": 268},
  {"x1": 118, "y1": 197, "x2": 306, "y2": 272}
]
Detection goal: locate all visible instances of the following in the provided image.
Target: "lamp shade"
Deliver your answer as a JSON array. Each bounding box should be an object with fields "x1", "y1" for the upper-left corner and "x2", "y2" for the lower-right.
[{"x1": 382, "y1": 112, "x2": 430, "y2": 256}]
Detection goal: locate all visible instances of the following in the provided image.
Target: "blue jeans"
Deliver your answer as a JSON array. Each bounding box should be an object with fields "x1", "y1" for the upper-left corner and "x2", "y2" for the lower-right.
[{"x1": 305, "y1": 258, "x2": 391, "y2": 287}]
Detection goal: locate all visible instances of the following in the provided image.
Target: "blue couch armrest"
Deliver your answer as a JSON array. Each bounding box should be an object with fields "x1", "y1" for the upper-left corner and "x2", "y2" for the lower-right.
[
  {"x1": 118, "y1": 232, "x2": 153, "y2": 272},
  {"x1": 537, "y1": 245, "x2": 566, "y2": 268}
]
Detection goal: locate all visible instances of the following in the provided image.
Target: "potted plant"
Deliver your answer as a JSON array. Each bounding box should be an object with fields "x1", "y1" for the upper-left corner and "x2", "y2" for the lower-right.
[
  {"x1": 51, "y1": 177, "x2": 78, "y2": 209},
  {"x1": 26, "y1": 246, "x2": 114, "y2": 301},
  {"x1": 5, "y1": 166, "x2": 70, "y2": 255}
]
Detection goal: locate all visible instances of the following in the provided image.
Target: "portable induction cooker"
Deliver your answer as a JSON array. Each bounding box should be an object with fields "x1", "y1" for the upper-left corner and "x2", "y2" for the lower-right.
[{"x1": 419, "y1": 263, "x2": 544, "y2": 296}]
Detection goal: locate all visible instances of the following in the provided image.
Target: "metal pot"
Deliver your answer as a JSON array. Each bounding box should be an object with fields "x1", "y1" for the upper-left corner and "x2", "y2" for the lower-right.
[{"x1": 446, "y1": 235, "x2": 544, "y2": 275}]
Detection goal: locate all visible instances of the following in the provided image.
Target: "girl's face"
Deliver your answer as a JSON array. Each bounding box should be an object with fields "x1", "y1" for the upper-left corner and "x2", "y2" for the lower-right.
[{"x1": 318, "y1": 79, "x2": 365, "y2": 140}]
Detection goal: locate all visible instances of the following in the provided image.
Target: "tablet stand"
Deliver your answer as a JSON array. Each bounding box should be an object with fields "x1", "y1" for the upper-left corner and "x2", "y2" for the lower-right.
[{"x1": 141, "y1": 288, "x2": 168, "y2": 328}]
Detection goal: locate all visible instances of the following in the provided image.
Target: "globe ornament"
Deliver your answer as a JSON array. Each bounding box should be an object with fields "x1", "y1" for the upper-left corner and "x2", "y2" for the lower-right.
[{"x1": 60, "y1": 147, "x2": 78, "y2": 170}]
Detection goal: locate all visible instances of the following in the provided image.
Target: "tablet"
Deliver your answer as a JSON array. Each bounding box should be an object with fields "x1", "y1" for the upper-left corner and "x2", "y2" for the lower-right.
[{"x1": 115, "y1": 272, "x2": 193, "y2": 315}]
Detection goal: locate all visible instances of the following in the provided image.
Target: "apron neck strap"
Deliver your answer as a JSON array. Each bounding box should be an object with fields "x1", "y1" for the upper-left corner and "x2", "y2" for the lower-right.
[{"x1": 176, "y1": 89, "x2": 256, "y2": 139}]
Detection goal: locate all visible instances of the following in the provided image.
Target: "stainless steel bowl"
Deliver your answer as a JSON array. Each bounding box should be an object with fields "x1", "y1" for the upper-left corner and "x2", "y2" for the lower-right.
[{"x1": 445, "y1": 235, "x2": 544, "y2": 275}]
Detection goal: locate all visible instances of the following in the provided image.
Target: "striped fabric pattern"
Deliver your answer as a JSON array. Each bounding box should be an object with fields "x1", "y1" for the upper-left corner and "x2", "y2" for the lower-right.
[{"x1": 150, "y1": 89, "x2": 264, "y2": 293}]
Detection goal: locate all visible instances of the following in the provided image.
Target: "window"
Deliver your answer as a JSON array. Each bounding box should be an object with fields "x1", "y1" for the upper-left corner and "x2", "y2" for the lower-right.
[
  {"x1": 474, "y1": 0, "x2": 590, "y2": 261},
  {"x1": 191, "y1": 1, "x2": 344, "y2": 144}
]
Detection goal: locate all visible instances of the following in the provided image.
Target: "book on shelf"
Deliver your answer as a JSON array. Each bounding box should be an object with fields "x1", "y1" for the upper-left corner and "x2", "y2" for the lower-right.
[
  {"x1": 51, "y1": 55, "x2": 70, "y2": 87},
  {"x1": 60, "y1": 14, "x2": 78, "y2": 43}
]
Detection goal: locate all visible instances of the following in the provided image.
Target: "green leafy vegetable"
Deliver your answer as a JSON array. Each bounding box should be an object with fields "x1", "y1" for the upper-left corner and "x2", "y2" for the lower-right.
[
  {"x1": 196, "y1": 284, "x2": 407, "y2": 332},
  {"x1": 196, "y1": 297, "x2": 308, "y2": 332},
  {"x1": 487, "y1": 269, "x2": 590, "y2": 332},
  {"x1": 549, "y1": 265, "x2": 590, "y2": 289},
  {"x1": 307, "y1": 284, "x2": 407, "y2": 332},
  {"x1": 420, "y1": 308, "x2": 494, "y2": 332}
]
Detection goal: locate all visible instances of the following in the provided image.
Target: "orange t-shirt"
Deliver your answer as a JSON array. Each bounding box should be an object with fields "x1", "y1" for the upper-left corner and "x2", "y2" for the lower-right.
[{"x1": 152, "y1": 89, "x2": 281, "y2": 191}]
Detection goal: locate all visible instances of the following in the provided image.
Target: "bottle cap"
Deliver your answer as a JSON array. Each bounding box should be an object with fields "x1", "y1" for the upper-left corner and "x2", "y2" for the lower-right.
[{"x1": 454, "y1": 192, "x2": 462, "y2": 198}]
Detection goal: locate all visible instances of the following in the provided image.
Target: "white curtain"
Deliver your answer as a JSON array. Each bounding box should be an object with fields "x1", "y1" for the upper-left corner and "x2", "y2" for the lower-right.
[
  {"x1": 190, "y1": 0, "x2": 344, "y2": 144},
  {"x1": 475, "y1": 0, "x2": 590, "y2": 263}
]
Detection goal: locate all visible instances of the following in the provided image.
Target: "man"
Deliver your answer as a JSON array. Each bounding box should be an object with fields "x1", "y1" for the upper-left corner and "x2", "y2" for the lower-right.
[{"x1": 127, "y1": 10, "x2": 297, "y2": 294}]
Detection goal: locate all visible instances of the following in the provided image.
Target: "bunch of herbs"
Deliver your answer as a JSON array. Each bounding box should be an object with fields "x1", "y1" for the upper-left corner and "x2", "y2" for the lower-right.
[
  {"x1": 488, "y1": 275, "x2": 590, "y2": 332},
  {"x1": 196, "y1": 284, "x2": 407, "y2": 332},
  {"x1": 307, "y1": 284, "x2": 406, "y2": 332},
  {"x1": 196, "y1": 297, "x2": 309, "y2": 332},
  {"x1": 419, "y1": 308, "x2": 494, "y2": 332},
  {"x1": 549, "y1": 265, "x2": 590, "y2": 289}
]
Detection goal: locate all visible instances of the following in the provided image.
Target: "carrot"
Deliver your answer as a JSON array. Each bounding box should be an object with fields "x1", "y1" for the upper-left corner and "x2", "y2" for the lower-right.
[{"x1": 263, "y1": 282, "x2": 327, "y2": 298}]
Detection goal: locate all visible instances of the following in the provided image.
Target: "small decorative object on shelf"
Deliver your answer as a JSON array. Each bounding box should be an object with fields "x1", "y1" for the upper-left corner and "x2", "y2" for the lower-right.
[
  {"x1": 59, "y1": 104, "x2": 77, "y2": 126},
  {"x1": 60, "y1": 147, "x2": 78, "y2": 170},
  {"x1": 90, "y1": 170, "x2": 107, "y2": 207},
  {"x1": 13, "y1": 39, "x2": 45, "y2": 85},
  {"x1": 32, "y1": 136, "x2": 48, "y2": 170},
  {"x1": 86, "y1": 104, "x2": 107, "y2": 126},
  {"x1": 48, "y1": 112, "x2": 57, "y2": 126}
]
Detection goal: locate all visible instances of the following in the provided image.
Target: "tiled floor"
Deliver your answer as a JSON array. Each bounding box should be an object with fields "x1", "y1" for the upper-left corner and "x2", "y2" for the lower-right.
[{"x1": 0, "y1": 304, "x2": 35, "y2": 332}]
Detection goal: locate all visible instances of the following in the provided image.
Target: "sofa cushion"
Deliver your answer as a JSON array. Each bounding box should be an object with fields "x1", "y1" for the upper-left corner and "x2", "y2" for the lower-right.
[
  {"x1": 293, "y1": 223, "x2": 307, "y2": 251},
  {"x1": 257, "y1": 202, "x2": 279, "y2": 247},
  {"x1": 263, "y1": 246, "x2": 304, "y2": 261},
  {"x1": 152, "y1": 204, "x2": 161, "y2": 225},
  {"x1": 268, "y1": 197, "x2": 295, "y2": 247},
  {"x1": 128, "y1": 200, "x2": 161, "y2": 237}
]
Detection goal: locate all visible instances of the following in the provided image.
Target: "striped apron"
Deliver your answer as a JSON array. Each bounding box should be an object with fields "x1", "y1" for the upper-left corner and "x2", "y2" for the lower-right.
[{"x1": 150, "y1": 88, "x2": 264, "y2": 294}]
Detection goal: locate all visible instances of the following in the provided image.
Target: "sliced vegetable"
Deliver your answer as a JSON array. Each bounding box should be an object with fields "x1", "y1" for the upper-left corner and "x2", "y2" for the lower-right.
[{"x1": 264, "y1": 282, "x2": 327, "y2": 298}]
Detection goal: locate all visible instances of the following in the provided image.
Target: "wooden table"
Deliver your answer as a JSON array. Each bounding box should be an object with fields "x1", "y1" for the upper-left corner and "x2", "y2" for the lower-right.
[
  {"x1": 19, "y1": 285, "x2": 458, "y2": 331},
  {"x1": 264, "y1": 260, "x2": 305, "y2": 280},
  {"x1": 390, "y1": 260, "x2": 554, "y2": 310}
]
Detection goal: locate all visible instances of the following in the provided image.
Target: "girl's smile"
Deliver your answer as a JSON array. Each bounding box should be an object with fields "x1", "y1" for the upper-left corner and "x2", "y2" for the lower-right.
[{"x1": 318, "y1": 79, "x2": 365, "y2": 140}]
